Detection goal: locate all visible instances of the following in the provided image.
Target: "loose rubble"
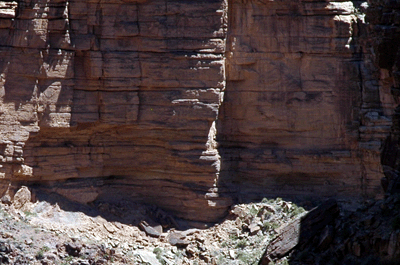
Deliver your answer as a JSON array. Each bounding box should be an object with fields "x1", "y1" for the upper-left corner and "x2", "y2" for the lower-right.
[
  {"x1": 0, "y1": 186, "x2": 307, "y2": 265},
  {"x1": 2, "y1": 185, "x2": 400, "y2": 264}
]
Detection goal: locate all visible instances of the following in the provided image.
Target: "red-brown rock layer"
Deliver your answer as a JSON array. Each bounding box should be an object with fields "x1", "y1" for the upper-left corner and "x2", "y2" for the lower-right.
[
  {"x1": 218, "y1": 0, "x2": 392, "y2": 204},
  {"x1": 0, "y1": 0, "x2": 228, "y2": 222},
  {"x1": 0, "y1": 0, "x2": 396, "y2": 222}
]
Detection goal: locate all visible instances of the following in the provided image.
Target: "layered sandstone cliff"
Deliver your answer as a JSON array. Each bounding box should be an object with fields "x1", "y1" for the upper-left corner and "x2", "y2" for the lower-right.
[
  {"x1": 0, "y1": 0, "x2": 228, "y2": 222},
  {"x1": 0, "y1": 0, "x2": 395, "y2": 222},
  {"x1": 218, "y1": 0, "x2": 393, "y2": 204}
]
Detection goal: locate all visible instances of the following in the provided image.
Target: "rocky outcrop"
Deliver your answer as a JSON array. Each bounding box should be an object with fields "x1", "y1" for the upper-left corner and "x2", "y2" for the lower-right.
[
  {"x1": 260, "y1": 194, "x2": 400, "y2": 264},
  {"x1": 0, "y1": 0, "x2": 397, "y2": 222},
  {"x1": 260, "y1": 199, "x2": 339, "y2": 264}
]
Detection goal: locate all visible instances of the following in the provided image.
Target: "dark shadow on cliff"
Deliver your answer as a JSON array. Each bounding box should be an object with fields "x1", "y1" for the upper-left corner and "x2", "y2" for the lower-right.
[
  {"x1": 22, "y1": 179, "x2": 193, "y2": 231},
  {"x1": 215, "y1": 0, "x2": 372, "y2": 212},
  {"x1": 215, "y1": 84, "x2": 341, "y2": 211}
]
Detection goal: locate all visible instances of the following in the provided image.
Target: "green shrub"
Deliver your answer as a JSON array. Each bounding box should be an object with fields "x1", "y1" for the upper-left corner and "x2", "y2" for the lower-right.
[
  {"x1": 262, "y1": 221, "x2": 280, "y2": 232},
  {"x1": 236, "y1": 239, "x2": 247, "y2": 249},
  {"x1": 249, "y1": 206, "x2": 259, "y2": 216},
  {"x1": 229, "y1": 234, "x2": 238, "y2": 241},
  {"x1": 35, "y1": 246, "x2": 50, "y2": 260},
  {"x1": 289, "y1": 205, "x2": 305, "y2": 218},
  {"x1": 153, "y1": 247, "x2": 162, "y2": 255},
  {"x1": 24, "y1": 211, "x2": 37, "y2": 217}
]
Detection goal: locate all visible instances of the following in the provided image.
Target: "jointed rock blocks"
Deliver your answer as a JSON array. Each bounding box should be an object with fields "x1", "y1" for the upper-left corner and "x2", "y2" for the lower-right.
[{"x1": 0, "y1": 0, "x2": 395, "y2": 222}]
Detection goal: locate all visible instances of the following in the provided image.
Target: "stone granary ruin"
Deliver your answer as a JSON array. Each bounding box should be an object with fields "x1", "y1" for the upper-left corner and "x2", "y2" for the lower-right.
[{"x1": 0, "y1": 0, "x2": 399, "y2": 224}]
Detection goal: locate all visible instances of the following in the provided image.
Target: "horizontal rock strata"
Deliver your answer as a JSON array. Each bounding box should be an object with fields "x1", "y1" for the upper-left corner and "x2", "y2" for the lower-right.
[
  {"x1": 0, "y1": 0, "x2": 229, "y2": 222},
  {"x1": 218, "y1": 0, "x2": 392, "y2": 204},
  {"x1": 0, "y1": 0, "x2": 395, "y2": 222}
]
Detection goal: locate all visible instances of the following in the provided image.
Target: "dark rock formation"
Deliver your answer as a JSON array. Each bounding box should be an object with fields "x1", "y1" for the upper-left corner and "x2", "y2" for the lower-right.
[
  {"x1": 260, "y1": 199, "x2": 339, "y2": 264},
  {"x1": 271, "y1": 193, "x2": 400, "y2": 264},
  {"x1": 376, "y1": 0, "x2": 400, "y2": 195}
]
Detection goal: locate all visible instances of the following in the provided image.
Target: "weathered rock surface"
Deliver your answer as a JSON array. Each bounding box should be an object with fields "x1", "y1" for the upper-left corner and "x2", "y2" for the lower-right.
[
  {"x1": 0, "y1": 0, "x2": 229, "y2": 222},
  {"x1": 0, "y1": 0, "x2": 396, "y2": 222},
  {"x1": 259, "y1": 2, "x2": 400, "y2": 263},
  {"x1": 218, "y1": 0, "x2": 392, "y2": 203}
]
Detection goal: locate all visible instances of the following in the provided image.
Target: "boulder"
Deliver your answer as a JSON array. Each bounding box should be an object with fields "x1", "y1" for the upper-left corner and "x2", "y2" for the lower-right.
[
  {"x1": 12, "y1": 187, "x2": 31, "y2": 210},
  {"x1": 260, "y1": 199, "x2": 340, "y2": 264}
]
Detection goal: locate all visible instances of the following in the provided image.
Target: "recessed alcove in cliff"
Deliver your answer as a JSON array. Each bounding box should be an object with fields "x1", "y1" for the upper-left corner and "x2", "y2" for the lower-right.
[{"x1": 0, "y1": 0, "x2": 394, "y2": 223}]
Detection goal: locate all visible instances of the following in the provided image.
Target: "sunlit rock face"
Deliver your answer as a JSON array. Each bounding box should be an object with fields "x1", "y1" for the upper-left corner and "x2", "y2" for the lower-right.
[
  {"x1": 0, "y1": 0, "x2": 228, "y2": 222},
  {"x1": 0, "y1": 0, "x2": 393, "y2": 222}
]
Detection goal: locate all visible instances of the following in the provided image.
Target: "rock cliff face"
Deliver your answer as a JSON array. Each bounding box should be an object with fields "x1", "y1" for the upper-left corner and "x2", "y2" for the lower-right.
[
  {"x1": 218, "y1": 0, "x2": 393, "y2": 204},
  {"x1": 372, "y1": 0, "x2": 400, "y2": 194},
  {"x1": 0, "y1": 0, "x2": 228, "y2": 222},
  {"x1": 0, "y1": 0, "x2": 395, "y2": 222}
]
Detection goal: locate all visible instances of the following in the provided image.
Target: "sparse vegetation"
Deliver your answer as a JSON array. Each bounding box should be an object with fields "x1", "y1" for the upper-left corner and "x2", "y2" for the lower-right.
[
  {"x1": 237, "y1": 250, "x2": 257, "y2": 264},
  {"x1": 262, "y1": 221, "x2": 280, "y2": 231},
  {"x1": 288, "y1": 204, "x2": 305, "y2": 218},
  {"x1": 35, "y1": 246, "x2": 50, "y2": 260},
  {"x1": 236, "y1": 239, "x2": 248, "y2": 249},
  {"x1": 62, "y1": 255, "x2": 73, "y2": 264},
  {"x1": 209, "y1": 197, "x2": 309, "y2": 264},
  {"x1": 0, "y1": 195, "x2": 309, "y2": 265},
  {"x1": 249, "y1": 205, "x2": 260, "y2": 216},
  {"x1": 153, "y1": 247, "x2": 162, "y2": 255},
  {"x1": 23, "y1": 211, "x2": 37, "y2": 217},
  {"x1": 229, "y1": 234, "x2": 239, "y2": 241},
  {"x1": 154, "y1": 247, "x2": 167, "y2": 265}
]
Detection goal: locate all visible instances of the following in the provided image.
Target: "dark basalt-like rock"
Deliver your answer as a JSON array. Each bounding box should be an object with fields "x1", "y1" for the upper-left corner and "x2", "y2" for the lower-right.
[{"x1": 260, "y1": 199, "x2": 339, "y2": 264}]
